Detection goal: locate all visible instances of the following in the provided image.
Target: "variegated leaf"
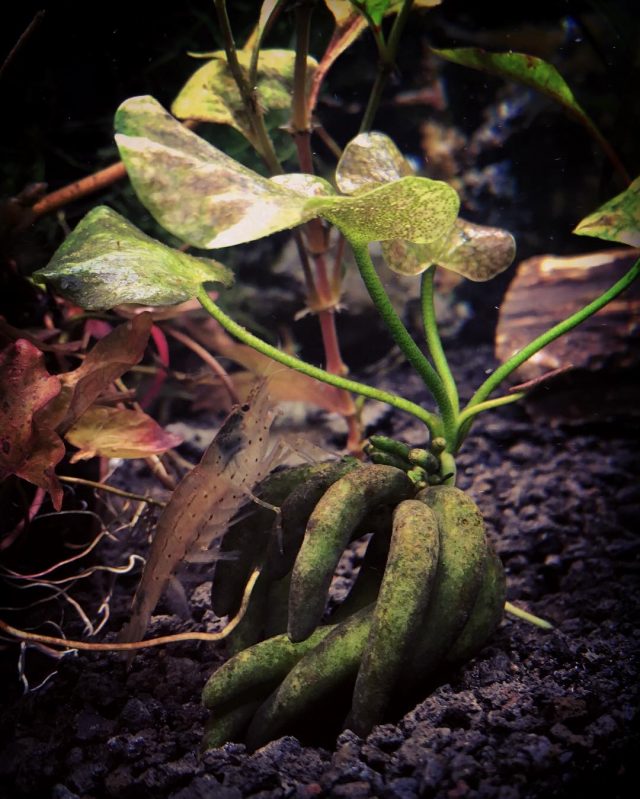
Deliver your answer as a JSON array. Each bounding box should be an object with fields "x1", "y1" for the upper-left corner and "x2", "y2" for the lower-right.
[{"x1": 34, "y1": 206, "x2": 232, "y2": 309}]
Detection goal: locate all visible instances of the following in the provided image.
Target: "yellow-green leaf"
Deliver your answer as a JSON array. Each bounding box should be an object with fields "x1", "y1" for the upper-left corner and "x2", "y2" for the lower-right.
[
  {"x1": 315, "y1": 176, "x2": 459, "y2": 245},
  {"x1": 66, "y1": 406, "x2": 182, "y2": 462},
  {"x1": 323, "y1": 0, "x2": 356, "y2": 25},
  {"x1": 573, "y1": 175, "x2": 640, "y2": 247},
  {"x1": 33, "y1": 206, "x2": 232, "y2": 310},
  {"x1": 171, "y1": 49, "x2": 317, "y2": 140}
]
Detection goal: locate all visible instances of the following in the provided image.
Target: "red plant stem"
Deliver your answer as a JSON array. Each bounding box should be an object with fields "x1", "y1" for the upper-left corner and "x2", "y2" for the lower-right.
[
  {"x1": 164, "y1": 326, "x2": 240, "y2": 406},
  {"x1": 289, "y1": 4, "x2": 357, "y2": 430},
  {"x1": 31, "y1": 162, "x2": 128, "y2": 218},
  {"x1": 138, "y1": 324, "x2": 170, "y2": 409},
  {"x1": 312, "y1": 250, "x2": 334, "y2": 305},
  {"x1": 331, "y1": 234, "x2": 346, "y2": 296},
  {"x1": 318, "y1": 307, "x2": 347, "y2": 376},
  {"x1": 293, "y1": 134, "x2": 349, "y2": 378},
  {"x1": 30, "y1": 121, "x2": 199, "y2": 219}
]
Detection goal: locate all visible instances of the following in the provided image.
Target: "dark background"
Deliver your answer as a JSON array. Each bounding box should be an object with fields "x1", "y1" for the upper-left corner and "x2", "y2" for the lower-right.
[
  {"x1": 1, "y1": 0, "x2": 639, "y2": 351},
  {"x1": 3, "y1": 0, "x2": 638, "y2": 193}
]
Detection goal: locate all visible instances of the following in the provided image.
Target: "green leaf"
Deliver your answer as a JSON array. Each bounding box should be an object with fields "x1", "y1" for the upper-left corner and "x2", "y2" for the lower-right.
[
  {"x1": 171, "y1": 49, "x2": 317, "y2": 141},
  {"x1": 382, "y1": 218, "x2": 516, "y2": 280},
  {"x1": 327, "y1": 0, "x2": 439, "y2": 25},
  {"x1": 431, "y1": 46, "x2": 605, "y2": 146},
  {"x1": 351, "y1": 0, "x2": 392, "y2": 26},
  {"x1": 33, "y1": 206, "x2": 233, "y2": 310},
  {"x1": 314, "y1": 176, "x2": 459, "y2": 245},
  {"x1": 335, "y1": 132, "x2": 513, "y2": 277},
  {"x1": 335, "y1": 132, "x2": 413, "y2": 194},
  {"x1": 115, "y1": 96, "x2": 323, "y2": 248},
  {"x1": 573, "y1": 175, "x2": 640, "y2": 247}
]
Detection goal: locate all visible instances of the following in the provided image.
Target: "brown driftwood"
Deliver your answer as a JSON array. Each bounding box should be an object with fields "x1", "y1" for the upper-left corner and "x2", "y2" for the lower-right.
[{"x1": 495, "y1": 247, "x2": 640, "y2": 418}]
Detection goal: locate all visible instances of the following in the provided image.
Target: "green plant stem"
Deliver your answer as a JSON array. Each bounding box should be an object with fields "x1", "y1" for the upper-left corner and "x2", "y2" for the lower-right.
[
  {"x1": 455, "y1": 393, "x2": 525, "y2": 442},
  {"x1": 196, "y1": 286, "x2": 443, "y2": 436},
  {"x1": 248, "y1": 0, "x2": 286, "y2": 85},
  {"x1": 458, "y1": 256, "x2": 640, "y2": 444},
  {"x1": 420, "y1": 267, "x2": 459, "y2": 415},
  {"x1": 359, "y1": 0, "x2": 414, "y2": 132},
  {"x1": 439, "y1": 451, "x2": 457, "y2": 485},
  {"x1": 349, "y1": 240, "x2": 456, "y2": 440},
  {"x1": 213, "y1": 0, "x2": 282, "y2": 174},
  {"x1": 504, "y1": 601, "x2": 553, "y2": 630}
]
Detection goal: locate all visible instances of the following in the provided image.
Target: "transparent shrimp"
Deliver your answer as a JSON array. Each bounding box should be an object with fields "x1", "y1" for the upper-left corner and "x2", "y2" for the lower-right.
[{"x1": 119, "y1": 379, "x2": 285, "y2": 645}]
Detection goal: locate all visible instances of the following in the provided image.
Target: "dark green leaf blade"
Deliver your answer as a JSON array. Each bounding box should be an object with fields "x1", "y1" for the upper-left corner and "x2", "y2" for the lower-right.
[
  {"x1": 33, "y1": 206, "x2": 233, "y2": 310},
  {"x1": 431, "y1": 47, "x2": 606, "y2": 146}
]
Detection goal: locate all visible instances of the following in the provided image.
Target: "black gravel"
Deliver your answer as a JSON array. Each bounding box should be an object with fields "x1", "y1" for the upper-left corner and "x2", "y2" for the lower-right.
[{"x1": 1, "y1": 345, "x2": 638, "y2": 799}]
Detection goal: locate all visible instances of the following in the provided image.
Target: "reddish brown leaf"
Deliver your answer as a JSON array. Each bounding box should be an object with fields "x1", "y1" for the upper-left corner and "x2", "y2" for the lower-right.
[
  {"x1": 46, "y1": 312, "x2": 154, "y2": 433},
  {"x1": 0, "y1": 316, "x2": 82, "y2": 354},
  {"x1": 65, "y1": 405, "x2": 182, "y2": 462},
  {"x1": 0, "y1": 339, "x2": 65, "y2": 508}
]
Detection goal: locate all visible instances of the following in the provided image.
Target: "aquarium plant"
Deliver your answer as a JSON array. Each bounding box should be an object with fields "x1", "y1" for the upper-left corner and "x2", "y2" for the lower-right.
[{"x1": 13, "y1": 0, "x2": 640, "y2": 747}]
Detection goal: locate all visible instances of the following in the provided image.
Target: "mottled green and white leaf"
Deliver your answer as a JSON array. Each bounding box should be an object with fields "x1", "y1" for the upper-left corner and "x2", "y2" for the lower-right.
[
  {"x1": 573, "y1": 175, "x2": 640, "y2": 247},
  {"x1": 270, "y1": 173, "x2": 336, "y2": 198},
  {"x1": 115, "y1": 96, "x2": 321, "y2": 248},
  {"x1": 315, "y1": 176, "x2": 459, "y2": 245},
  {"x1": 382, "y1": 218, "x2": 515, "y2": 280},
  {"x1": 335, "y1": 132, "x2": 413, "y2": 194},
  {"x1": 171, "y1": 49, "x2": 316, "y2": 140},
  {"x1": 33, "y1": 206, "x2": 233, "y2": 310},
  {"x1": 115, "y1": 97, "x2": 459, "y2": 248}
]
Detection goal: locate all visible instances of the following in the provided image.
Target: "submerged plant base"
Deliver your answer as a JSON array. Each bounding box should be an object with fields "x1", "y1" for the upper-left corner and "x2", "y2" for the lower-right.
[{"x1": 202, "y1": 465, "x2": 506, "y2": 750}]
